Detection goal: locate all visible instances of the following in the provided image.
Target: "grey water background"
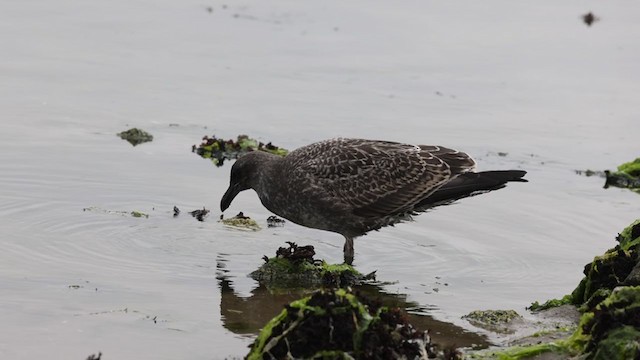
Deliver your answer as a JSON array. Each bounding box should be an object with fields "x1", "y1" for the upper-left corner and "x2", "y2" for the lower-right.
[{"x1": 1, "y1": 1, "x2": 639, "y2": 358}]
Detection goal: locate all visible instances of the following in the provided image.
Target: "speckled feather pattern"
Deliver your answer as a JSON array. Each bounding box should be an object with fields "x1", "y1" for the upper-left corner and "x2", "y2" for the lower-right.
[{"x1": 249, "y1": 138, "x2": 476, "y2": 237}]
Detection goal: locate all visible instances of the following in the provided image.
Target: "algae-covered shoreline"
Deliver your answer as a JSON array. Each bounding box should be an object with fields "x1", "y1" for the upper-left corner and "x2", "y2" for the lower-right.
[{"x1": 467, "y1": 219, "x2": 640, "y2": 359}]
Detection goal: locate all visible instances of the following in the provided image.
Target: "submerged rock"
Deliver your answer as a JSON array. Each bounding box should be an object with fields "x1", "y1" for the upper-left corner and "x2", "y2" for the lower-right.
[
  {"x1": 250, "y1": 242, "x2": 374, "y2": 288},
  {"x1": 246, "y1": 288, "x2": 451, "y2": 360},
  {"x1": 192, "y1": 134, "x2": 288, "y2": 167},
  {"x1": 117, "y1": 128, "x2": 153, "y2": 146}
]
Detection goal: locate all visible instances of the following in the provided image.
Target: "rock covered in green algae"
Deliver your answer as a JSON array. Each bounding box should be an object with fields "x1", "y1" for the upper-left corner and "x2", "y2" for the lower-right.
[
  {"x1": 192, "y1": 134, "x2": 288, "y2": 167},
  {"x1": 249, "y1": 242, "x2": 373, "y2": 288},
  {"x1": 463, "y1": 310, "x2": 522, "y2": 334},
  {"x1": 479, "y1": 220, "x2": 640, "y2": 360},
  {"x1": 563, "y1": 286, "x2": 640, "y2": 360},
  {"x1": 246, "y1": 288, "x2": 448, "y2": 360},
  {"x1": 571, "y1": 219, "x2": 640, "y2": 308},
  {"x1": 117, "y1": 128, "x2": 153, "y2": 146},
  {"x1": 604, "y1": 158, "x2": 640, "y2": 193},
  {"x1": 530, "y1": 219, "x2": 640, "y2": 312}
]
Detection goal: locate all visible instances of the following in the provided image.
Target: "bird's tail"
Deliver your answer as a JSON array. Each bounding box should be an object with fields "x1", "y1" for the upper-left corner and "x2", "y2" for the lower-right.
[{"x1": 416, "y1": 170, "x2": 527, "y2": 210}]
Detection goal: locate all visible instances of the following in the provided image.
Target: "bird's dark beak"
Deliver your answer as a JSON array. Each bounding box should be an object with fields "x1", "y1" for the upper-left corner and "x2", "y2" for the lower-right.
[{"x1": 220, "y1": 183, "x2": 242, "y2": 212}]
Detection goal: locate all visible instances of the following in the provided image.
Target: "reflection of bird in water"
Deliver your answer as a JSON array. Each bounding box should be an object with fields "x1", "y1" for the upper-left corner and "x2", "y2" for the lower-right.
[
  {"x1": 221, "y1": 138, "x2": 527, "y2": 264},
  {"x1": 216, "y1": 260, "x2": 489, "y2": 348}
]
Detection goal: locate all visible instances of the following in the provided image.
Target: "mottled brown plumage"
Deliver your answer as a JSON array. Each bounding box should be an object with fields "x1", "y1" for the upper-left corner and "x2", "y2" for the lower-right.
[{"x1": 221, "y1": 138, "x2": 526, "y2": 264}]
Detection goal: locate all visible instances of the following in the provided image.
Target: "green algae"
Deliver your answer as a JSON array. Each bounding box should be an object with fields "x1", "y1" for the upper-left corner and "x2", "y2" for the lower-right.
[
  {"x1": 463, "y1": 310, "x2": 522, "y2": 333},
  {"x1": 591, "y1": 326, "x2": 640, "y2": 360},
  {"x1": 527, "y1": 294, "x2": 573, "y2": 312},
  {"x1": 250, "y1": 257, "x2": 364, "y2": 288},
  {"x1": 249, "y1": 241, "x2": 371, "y2": 289},
  {"x1": 617, "y1": 158, "x2": 640, "y2": 177},
  {"x1": 473, "y1": 343, "x2": 566, "y2": 360},
  {"x1": 193, "y1": 134, "x2": 288, "y2": 167},
  {"x1": 83, "y1": 207, "x2": 149, "y2": 219},
  {"x1": 117, "y1": 128, "x2": 153, "y2": 146},
  {"x1": 220, "y1": 216, "x2": 260, "y2": 231},
  {"x1": 578, "y1": 286, "x2": 640, "y2": 357}
]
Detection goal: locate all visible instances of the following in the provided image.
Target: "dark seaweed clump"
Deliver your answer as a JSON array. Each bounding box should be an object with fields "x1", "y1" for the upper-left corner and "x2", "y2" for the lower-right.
[
  {"x1": 247, "y1": 288, "x2": 450, "y2": 360},
  {"x1": 192, "y1": 134, "x2": 288, "y2": 167}
]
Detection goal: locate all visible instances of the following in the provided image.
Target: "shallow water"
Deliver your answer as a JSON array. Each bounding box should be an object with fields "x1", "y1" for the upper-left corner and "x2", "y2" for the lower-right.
[{"x1": 1, "y1": 0, "x2": 639, "y2": 358}]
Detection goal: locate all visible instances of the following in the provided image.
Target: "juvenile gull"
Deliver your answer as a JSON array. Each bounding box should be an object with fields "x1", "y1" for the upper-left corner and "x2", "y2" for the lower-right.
[{"x1": 220, "y1": 138, "x2": 526, "y2": 264}]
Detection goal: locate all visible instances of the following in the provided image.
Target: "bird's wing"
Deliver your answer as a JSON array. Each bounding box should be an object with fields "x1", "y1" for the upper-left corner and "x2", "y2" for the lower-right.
[{"x1": 289, "y1": 139, "x2": 474, "y2": 218}]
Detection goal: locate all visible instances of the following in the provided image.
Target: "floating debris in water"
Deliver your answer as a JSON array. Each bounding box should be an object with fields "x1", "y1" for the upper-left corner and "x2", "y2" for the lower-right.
[
  {"x1": 189, "y1": 207, "x2": 210, "y2": 222},
  {"x1": 173, "y1": 206, "x2": 180, "y2": 217},
  {"x1": 83, "y1": 207, "x2": 149, "y2": 218},
  {"x1": 220, "y1": 211, "x2": 260, "y2": 230},
  {"x1": 86, "y1": 353, "x2": 102, "y2": 360},
  {"x1": 117, "y1": 128, "x2": 153, "y2": 146},
  {"x1": 582, "y1": 12, "x2": 600, "y2": 26},
  {"x1": 267, "y1": 215, "x2": 285, "y2": 227},
  {"x1": 575, "y1": 169, "x2": 606, "y2": 177},
  {"x1": 193, "y1": 134, "x2": 288, "y2": 167}
]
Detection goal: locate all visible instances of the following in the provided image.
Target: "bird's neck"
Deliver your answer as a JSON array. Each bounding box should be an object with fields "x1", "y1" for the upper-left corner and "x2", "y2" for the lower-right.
[{"x1": 248, "y1": 152, "x2": 282, "y2": 195}]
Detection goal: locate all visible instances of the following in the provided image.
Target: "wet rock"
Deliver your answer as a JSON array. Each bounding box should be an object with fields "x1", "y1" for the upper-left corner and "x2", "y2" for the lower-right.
[
  {"x1": 130, "y1": 210, "x2": 149, "y2": 218},
  {"x1": 173, "y1": 206, "x2": 180, "y2": 217},
  {"x1": 250, "y1": 242, "x2": 375, "y2": 288},
  {"x1": 117, "y1": 128, "x2": 153, "y2": 146},
  {"x1": 192, "y1": 134, "x2": 288, "y2": 167},
  {"x1": 246, "y1": 288, "x2": 452, "y2": 360},
  {"x1": 220, "y1": 211, "x2": 260, "y2": 230}
]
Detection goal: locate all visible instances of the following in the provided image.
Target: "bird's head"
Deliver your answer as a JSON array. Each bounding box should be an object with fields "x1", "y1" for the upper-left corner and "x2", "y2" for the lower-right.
[{"x1": 220, "y1": 151, "x2": 269, "y2": 212}]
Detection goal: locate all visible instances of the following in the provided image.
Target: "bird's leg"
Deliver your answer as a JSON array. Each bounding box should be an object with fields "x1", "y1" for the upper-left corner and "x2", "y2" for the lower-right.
[{"x1": 343, "y1": 236, "x2": 354, "y2": 265}]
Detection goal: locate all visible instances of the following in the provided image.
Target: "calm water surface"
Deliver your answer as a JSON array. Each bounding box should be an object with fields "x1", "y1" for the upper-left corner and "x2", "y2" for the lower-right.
[{"x1": 1, "y1": 1, "x2": 639, "y2": 359}]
